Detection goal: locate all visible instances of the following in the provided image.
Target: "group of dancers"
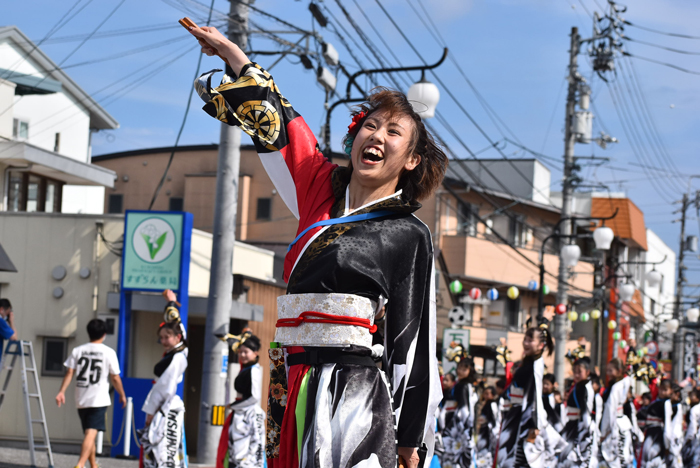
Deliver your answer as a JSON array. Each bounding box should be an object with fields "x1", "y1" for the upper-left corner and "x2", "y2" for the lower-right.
[
  {"x1": 437, "y1": 325, "x2": 700, "y2": 468},
  {"x1": 139, "y1": 291, "x2": 266, "y2": 468}
]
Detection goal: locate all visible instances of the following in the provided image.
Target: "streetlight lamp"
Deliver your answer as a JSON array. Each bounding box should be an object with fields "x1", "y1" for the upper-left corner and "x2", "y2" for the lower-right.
[
  {"x1": 646, "y1": 269, "x2": 663, "y2": 289},
  {"x1": 537, "y1": 210, "x2": 618, "y2": 319},
  {"x1": 407, "y1": 72, "x2": 440, "y2": 119},
  {"x1": 561, "y1": 244, "x2": 582, "y2": 268},
  {"x1": 619, "y1": 283, "x2": 636, "y2": 302},
  {"x1": 593, "y1": 225, "x2": 614, "y2": 250},
  {"x1": 322, "y1": 48, "x2": 449, "y2": 155}
]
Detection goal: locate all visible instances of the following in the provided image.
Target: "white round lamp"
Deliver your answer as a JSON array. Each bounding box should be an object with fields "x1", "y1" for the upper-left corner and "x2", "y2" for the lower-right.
[
  {"x1": 407, "y1": 78, "x2": 440, "y2": 119},
  {"x1": 619, "y1": 283, "x2": 635, "y2": 302},
  {"x1": 665, "y1": 319, "x2": 680, "y2": 334},
  {"x1": 687, "y1": 308, "x2": 700, "y2": 323},
  {"x1": 593, "y1": 226, "x2": 614, "y2": 250},
  {"x1": 646, "y1": 269, "x2": 662, "y2": 288},
  {"x1": 561, "y1": 244, "x2": 581, "y2": 268}
]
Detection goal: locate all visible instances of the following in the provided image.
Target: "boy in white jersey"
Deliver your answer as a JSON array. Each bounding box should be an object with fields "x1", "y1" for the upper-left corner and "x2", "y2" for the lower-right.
[{"x1": 55, "y1": 319, "x2": 127, "y2": 468}]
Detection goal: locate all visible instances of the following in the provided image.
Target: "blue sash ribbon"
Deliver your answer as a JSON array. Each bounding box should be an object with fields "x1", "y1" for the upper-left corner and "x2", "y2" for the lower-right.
[{"x1": 287, "y1": 210, "x2": 394, "y2": 252}]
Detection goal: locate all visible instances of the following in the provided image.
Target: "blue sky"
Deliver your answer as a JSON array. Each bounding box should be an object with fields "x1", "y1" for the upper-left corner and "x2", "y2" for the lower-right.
[{"x1": 5, "y1": 0, "x2": 700, "y2": 295}]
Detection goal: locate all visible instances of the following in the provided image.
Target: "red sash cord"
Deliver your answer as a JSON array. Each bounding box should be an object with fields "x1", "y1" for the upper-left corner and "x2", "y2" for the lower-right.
[{"x1": 276, "y1": 311, "x2": 377, "y2": 334}]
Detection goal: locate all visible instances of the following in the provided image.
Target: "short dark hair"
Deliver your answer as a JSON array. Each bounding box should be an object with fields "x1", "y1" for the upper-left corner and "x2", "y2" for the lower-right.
[
  {"x1": 496, "y1": 377, "x2": 507, "y2": 389},
  {"x1": 457, "y1": 357, "x2": 476, "y2": 384},
  {"x1": 543, "y1": 373, "x2": 556, "y2": 385},
  {"x1": 659, "y1": 379, "x2": 672, "y2": 391},
  {"x1": 642, "y1": 392, "x2": 652, "y2": 401},
  {"x1": 590, "y1": 373, "x2": 601, "y2": 387},
  {"x1": 608, "y1": 358, "x2": 624, "y2": 373},
  {"x1": 0, "y1": 298, "x2": 12, "y2": 310},
  {"x1": 573, "y1": 356, "x2": 591, "y2": 372},
  {"x1": 344, "y1": 88, "x2": 448, "y2": 202},
  {"x1": 87, "y1": 319, "x2": 107, "y2": 341}
]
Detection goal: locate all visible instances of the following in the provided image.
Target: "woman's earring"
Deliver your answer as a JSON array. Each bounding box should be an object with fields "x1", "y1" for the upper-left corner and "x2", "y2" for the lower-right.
[{"x1": 344, "y1": 136, "x2": 354, "y2": 156}]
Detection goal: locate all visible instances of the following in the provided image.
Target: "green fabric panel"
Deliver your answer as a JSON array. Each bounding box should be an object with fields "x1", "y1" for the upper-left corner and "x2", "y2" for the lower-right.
[
  {"x1": 223, "y1": 451, "x2": 229, "y2": 468},
  {"x1": 295, "y1": 370, "x2": 311, "y2": 456}
]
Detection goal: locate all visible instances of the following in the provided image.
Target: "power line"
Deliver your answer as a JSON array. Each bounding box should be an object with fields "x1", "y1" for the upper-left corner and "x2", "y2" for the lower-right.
[
  {"x1": 372, "y1": 0, "x2": 560, "y2": 210},
  {"x1": 335, "y1": 0, "x2": 562, "y2": 242},
  {"x1": 622, "y1": 19, "x2": 700, "y2": 40},
  {"x1": 148, "y1": 0, "x2": 218, "y2": 210},
  {"x1": 615, "y1": 63, "x2": 682, "y2": 183},
  {"x1": 619, "y1": 56, "x2": 684, "y2": 178},
  {"x1": 33, "y1": 21, "x2": 213, "y2": 44},
  {"x1": 0, "y1": 0, "x2": 128, "y2": 118},
  {"x1": 604, "y1": 78, "x2": 676, "y2": 202},
  {"x1": 622, "y1": 51, "x2": 700, "y2": 76},
  {"x1": 0, "y1": 0, "x2": 94, "y2": 80},
  {"x1": 622, "y1": 35, "x2": 700, "y2": 55},
  {"x1": 0, "y1": 41, "x2": 200, "y2": 160}
]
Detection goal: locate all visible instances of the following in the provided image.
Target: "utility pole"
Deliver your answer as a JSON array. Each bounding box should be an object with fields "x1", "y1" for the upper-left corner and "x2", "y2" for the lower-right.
[
  {"x1": 554, "y1": 27, "x2": 580, "y2": 390},
  {"x1": 673, "y1": 193, "x2": 689, "y2": 382},
  {"x1": 197, "y1": 0, "x2": 248, "y2": 463}
]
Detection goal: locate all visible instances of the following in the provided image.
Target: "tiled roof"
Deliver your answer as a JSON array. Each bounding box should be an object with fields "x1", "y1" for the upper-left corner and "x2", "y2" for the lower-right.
[{"x1": 591, "y1": 197, "x2": 647, "y2": 251}]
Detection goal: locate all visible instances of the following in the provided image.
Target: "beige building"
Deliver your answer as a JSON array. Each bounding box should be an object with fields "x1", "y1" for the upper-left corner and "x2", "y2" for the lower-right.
[{"x1": 0, "y1": 211, "x2": 282, "y2": 455}]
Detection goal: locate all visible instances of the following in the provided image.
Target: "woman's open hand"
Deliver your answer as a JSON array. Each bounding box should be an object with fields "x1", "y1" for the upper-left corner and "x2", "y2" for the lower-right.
[{"x1": 188, "y1": 26, "x2": 250, "y2": 76}]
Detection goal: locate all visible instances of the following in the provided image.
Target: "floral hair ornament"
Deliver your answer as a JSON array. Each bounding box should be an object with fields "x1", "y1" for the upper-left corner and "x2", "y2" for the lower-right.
[{"x1": 347, "y1": 111, "x2": 367, "y2": 136}]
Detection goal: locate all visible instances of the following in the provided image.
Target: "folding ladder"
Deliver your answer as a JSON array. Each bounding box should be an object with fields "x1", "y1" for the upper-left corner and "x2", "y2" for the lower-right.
[{"x1": 0, "y1": 340, "x2": 55, "y2": 468}]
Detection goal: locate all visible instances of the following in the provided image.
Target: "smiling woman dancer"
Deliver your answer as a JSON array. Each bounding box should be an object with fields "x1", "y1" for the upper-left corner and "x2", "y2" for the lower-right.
[
  {"x1": 496, "y1": 321, "x2": 555, "y2": 468},
  {"x1": 189, "y1": 24, "x2": 446, "y2": 468}
]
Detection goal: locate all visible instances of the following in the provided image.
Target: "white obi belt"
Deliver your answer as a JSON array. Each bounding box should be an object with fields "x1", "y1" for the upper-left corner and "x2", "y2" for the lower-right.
[
  {"x1": 274, "y1": 293, "x2": 377, "y2": 348},
  {"x1": 567, "y1": 407, "x2": 581, "y2": 420},
  {"x1": 510, "y1": 386, "x2": 524, "y2": 406}
]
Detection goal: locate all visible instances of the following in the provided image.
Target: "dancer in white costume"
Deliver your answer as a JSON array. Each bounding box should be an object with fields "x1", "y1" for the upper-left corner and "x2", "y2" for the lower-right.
[
  {"x1": 598, "y1": 359, "x2": 632, "y2": 468},
  {"x1": 216, "y1": 331, "x2": 265, "y2": 468},
  {"x1": 140, "y1": 291, "x2": 188, "y2": 468},
  {"x1": 682, "y1": 388, "x2": 700, "y2": 468}
]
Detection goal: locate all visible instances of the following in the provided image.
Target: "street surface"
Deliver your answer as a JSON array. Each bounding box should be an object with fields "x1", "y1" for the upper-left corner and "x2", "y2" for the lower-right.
[{"x1": 0, "y1": 447, "x2": 136, "y2": 468}]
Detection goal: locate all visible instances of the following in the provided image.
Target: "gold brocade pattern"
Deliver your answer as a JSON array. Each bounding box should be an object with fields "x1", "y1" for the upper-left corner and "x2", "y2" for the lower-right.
[
  {"x1": 265, "y1": 347, "x2": 286, "y2": 460},
  {"x1": 235, "y1": 100, "x2": 281, "y2": 147}
]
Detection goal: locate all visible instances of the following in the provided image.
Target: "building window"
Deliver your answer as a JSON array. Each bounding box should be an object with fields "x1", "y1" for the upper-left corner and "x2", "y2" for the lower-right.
[
  {"x1": 509, "y1": 216, "x2": 532, "y2": 247},
  {"x1": 12, "y1": 119, "x2": 29, "y2": 140},
  {"x1": 108, "y1": 194, "x2": 123, "y2": 214},
  {"x1": 169, "y1": 197, "x2": 184, "y2": 212},
  {"x1": 42, "y1": 337, "x2": 68, "y2": 377},
  {"x1": 5, "y1": 171, "x2": 62, "y2": 213},
  {"x1": 458, "y1": 203, "x2": 477, "y2": 236},
  {"x1": 256, "y1": 198, "x2": 271, "y2": 220},
  {"x1": 506, "y1": 296, "x2": 521, "y2": 329}
]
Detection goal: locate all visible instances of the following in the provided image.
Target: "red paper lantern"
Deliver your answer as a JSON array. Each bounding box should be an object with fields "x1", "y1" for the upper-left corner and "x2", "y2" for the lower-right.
[
  {"x1": 555, "y1": 303, "x2": 567, "y2": 315},
  {"x1": 469, "y1": 288, "x2": 482, "y2": 300}
]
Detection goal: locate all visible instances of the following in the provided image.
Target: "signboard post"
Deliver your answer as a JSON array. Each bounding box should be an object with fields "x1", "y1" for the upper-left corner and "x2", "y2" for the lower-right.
[
  {"x1": 112, "y1": 210, "x2": 193, "y2": 456},
  {"x1": 442, "y1": 328, "x2": 470, "y2": 376}
]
